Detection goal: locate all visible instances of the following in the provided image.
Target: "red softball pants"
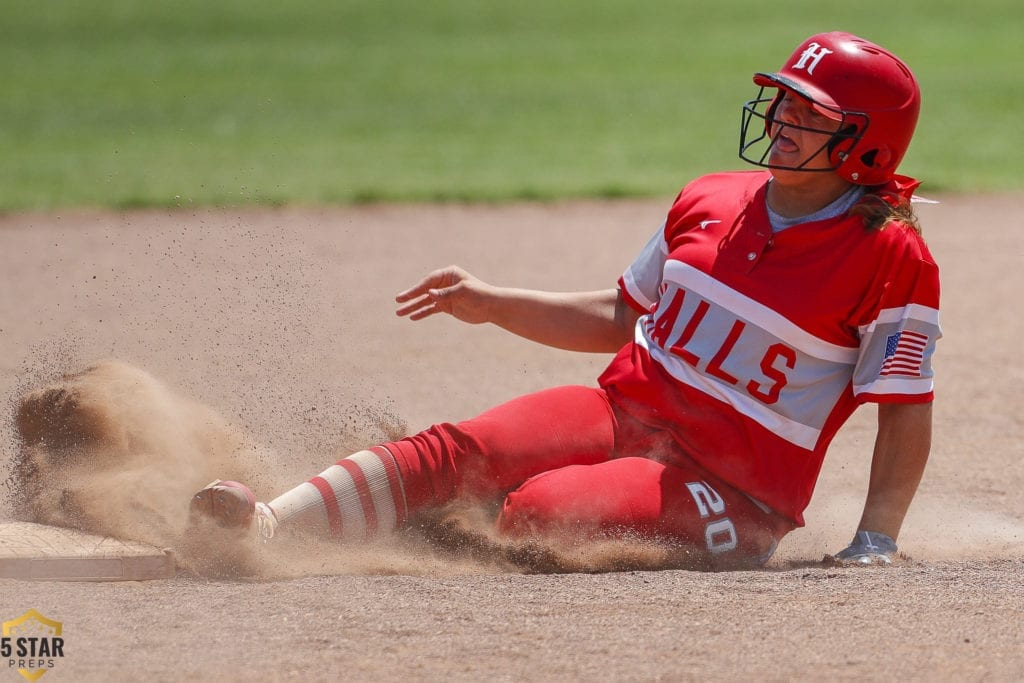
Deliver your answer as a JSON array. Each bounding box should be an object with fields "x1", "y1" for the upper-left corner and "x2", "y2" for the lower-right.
[{"x1": 382, "y1": 385, "x2": 794, "y2": 567}]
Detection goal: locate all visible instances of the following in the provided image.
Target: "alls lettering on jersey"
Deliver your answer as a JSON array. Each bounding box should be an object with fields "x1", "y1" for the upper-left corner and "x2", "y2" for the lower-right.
[
  {"x1": 793, "y1": 42, "x2": 833, "y2": 75},
  {"x1": 645, "y1": 286, "x2": 797, "y2": 405}
]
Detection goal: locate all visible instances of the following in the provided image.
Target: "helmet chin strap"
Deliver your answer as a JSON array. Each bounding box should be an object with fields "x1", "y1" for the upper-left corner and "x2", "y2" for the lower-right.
[{"x1": 827, "y1": 123, "x2": 859, "y2": 160}]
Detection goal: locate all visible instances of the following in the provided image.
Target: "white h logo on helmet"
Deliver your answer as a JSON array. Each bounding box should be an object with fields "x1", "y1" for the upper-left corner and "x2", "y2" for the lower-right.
[{"x1": 793, "y1": 42, "x2": 833, "y2": 75}]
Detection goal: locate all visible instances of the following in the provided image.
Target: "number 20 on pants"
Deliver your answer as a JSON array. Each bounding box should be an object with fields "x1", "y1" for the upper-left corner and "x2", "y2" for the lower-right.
[{"x1": 685, "y1": 481, "x2": 738, "y2": 554}]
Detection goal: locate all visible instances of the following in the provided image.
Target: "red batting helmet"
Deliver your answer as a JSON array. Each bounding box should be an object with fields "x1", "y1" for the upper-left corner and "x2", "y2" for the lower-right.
[{"x1": 739, "y1": 32, "x2": 921, "y2": 185}]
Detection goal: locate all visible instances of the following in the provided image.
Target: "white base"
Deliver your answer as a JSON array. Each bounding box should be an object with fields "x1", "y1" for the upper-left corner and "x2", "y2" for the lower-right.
[{"x1": 0, "y1": 521, "x2": 175, "y2": 581}]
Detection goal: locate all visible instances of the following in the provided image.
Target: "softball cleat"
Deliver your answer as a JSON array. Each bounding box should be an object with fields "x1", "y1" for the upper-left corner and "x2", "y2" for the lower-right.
[{"x1": 189, "y1": 479, "x2": 278, "y2": 541}]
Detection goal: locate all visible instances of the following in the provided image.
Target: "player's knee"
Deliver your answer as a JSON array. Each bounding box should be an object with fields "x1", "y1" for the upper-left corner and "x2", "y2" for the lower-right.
[
  {"x1": 497, "y1": 486, "x2": 547, "y2": 538},
  {"x1": 497, "y1": 472, "x2": 575, "y2": 538}
]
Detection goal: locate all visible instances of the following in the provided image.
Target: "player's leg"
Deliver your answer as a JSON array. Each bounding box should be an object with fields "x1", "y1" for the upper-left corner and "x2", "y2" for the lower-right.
[
  {"x1": 497, "y1": 456, "x2": 794, "y2": 568},
  {"x1": 192, "y1": 385, "x2": 619, "y2": 542}
]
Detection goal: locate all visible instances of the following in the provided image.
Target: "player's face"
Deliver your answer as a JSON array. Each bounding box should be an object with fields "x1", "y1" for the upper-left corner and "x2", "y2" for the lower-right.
[{"x1": 767, "y1": 93, "x2": 843, "y2": 172}]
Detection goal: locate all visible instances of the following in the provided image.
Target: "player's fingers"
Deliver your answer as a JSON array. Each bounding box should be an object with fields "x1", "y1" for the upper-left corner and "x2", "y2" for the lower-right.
[
  {"x1": 395, "y1": 282, "x2": 431, "y2": 303},
  {"x1": 396, "y1": 285, "x2": 459, "y2": 318},
  {"x1": 407, "y1": 304, "x2": 441, "y2": 321},
  {"x1": 395, "y1": 272, "x2": 441, "y2": 303},
  {"x1": 395, "y1": 294, "x2": 436, "y2": 318},
  {"x1": 395, "y1": 266, "x2": 462, "y2": 303}
]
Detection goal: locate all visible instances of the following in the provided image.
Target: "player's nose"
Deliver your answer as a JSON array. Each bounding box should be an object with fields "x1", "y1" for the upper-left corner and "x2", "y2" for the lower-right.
[{"x1": 774, "y1": 98, "x2": 803, "y2": 127}]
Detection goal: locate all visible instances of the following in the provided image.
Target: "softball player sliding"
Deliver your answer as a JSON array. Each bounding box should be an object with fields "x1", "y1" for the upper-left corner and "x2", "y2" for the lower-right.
[{"x1": 193, "y1": 32, "x2": 941, "y2": 569}]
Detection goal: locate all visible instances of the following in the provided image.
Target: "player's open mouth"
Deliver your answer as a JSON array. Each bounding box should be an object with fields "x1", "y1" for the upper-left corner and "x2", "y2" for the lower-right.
[{"x1": 773, "y1": 133, "x2": 798, "y2": 153}]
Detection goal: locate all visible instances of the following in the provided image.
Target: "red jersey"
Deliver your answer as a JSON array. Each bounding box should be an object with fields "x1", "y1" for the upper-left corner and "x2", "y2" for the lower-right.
[{"x1": 599, "y1": 171, "x2": 941, "y2": 525}]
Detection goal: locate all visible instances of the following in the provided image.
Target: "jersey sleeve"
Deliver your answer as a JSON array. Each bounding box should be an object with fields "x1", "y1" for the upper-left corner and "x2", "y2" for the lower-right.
[
  {"x1": 852, "y1": 240, "x2": 942, "y2": 404},
  {"x1": 619, "y1": 220, "x2": 668, "y2": 314}
]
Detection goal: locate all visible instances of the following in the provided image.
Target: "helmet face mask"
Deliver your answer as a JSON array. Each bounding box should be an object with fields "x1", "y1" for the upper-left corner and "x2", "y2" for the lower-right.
[
  {"x1": 739, "y1": 87, "x2": 867, "y2": 174},
  {"x1": 738, "y1": 32, "x2": 920, "y2": 186}
]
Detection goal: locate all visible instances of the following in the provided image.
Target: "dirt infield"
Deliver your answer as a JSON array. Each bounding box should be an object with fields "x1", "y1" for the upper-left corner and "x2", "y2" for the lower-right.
[{"x1": 1, "y1": 196, "x2": 1022, "y2": 680}]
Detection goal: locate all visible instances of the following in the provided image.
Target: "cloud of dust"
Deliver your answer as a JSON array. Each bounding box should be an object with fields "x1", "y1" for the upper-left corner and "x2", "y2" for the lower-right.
[
  {"x1": 4, "y1": 359, "x2": 733, "y2": 577},
  {"x1": 5, "y1": 360, "x2": 432, "y2": 576},
  {"x1": 8, "y1": 360, "x2": 285, "y2": 549},
  {"x1": 3, "y1": 359, "x2": 530, "y2": 577},
  {"x1": 400, "y1": 503, "x2": 737, "y2": 574},
  {"x1": 902, "y1": 498, "x2": 1024, "y2": 560},
  {"x1": 772, "y1": 493, "x2": 1024, "y2": 565}
]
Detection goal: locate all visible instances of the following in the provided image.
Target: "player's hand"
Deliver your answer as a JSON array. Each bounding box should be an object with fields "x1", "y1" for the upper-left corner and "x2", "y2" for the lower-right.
[
  {"x1": 395, "y1": 265, "x2": 496, "y2": 324},
  {"x1": 833, "y1": 530, "x2": 897, "y2": 565}
]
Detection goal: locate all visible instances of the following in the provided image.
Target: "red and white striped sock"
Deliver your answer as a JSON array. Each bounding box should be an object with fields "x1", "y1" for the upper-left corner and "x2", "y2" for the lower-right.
[{"x1": 267, "y1": 447, "x2": 408, "y2": 540}]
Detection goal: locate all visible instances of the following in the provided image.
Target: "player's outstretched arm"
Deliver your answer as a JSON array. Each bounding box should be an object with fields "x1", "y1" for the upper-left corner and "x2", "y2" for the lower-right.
[
  {"x1": 836, "y1": 402, "x2": 932, "y2": 564},
  {"x1": 395, "y1": 265, "x2": 639, "y2": 352}
]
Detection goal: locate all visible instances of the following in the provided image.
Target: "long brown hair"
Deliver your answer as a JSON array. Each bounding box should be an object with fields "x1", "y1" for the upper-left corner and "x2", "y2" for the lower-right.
[{"x1": 850, "y1": 191, "x2": 921, "y2": 234}]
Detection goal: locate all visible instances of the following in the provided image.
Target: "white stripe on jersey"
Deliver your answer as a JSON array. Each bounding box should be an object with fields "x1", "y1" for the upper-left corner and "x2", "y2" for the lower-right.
[
  {"x1": 622, "y1": 268, "x2": 656, "y2": 311},
  {"x1": 858, "y1": 303, "x2": 941, "y2": 333},
  {"x1": 664, "y1": 261, "x2": 860, "y2": 364},
  {"x1": 621, "y1": 222, "x2": 668, "y2": 311},
  {"x1": 854, "y1": 375, "x2": 932, "y2": 396}
]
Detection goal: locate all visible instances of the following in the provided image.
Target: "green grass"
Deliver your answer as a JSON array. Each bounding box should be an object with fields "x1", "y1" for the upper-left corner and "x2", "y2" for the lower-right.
[{"x1": 1, "y1": 0, "x2": 1022, "y2": 211}]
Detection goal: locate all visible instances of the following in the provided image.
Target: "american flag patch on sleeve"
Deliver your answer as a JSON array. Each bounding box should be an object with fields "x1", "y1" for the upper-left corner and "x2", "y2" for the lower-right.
[{"x1": 880, "y1": 330, "x2": 929, "y2": 377}]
